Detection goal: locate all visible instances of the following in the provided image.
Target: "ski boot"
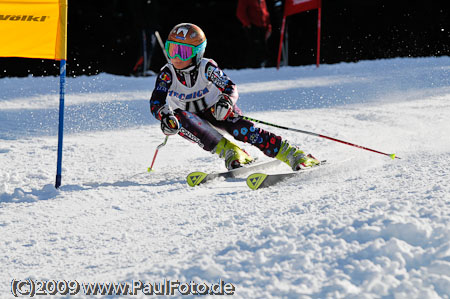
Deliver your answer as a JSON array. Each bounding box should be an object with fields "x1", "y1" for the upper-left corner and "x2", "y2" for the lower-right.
[
  {"x1": 276, "y1": 140, "x2": 320, "y2": 171},
  {"x1": 214, "y1": 138, "x2": 253, "y2": 170}
]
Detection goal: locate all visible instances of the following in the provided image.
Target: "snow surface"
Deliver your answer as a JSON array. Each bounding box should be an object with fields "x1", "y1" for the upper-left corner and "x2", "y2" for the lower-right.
[{"x1": 1, "y1": 57, "x2": 449, "y2": 298}]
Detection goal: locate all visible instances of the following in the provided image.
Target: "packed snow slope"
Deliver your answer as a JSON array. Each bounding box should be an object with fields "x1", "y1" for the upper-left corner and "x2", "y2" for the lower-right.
[{"x1": 1, "y1": 57, "x2": 449, "y2": 298}]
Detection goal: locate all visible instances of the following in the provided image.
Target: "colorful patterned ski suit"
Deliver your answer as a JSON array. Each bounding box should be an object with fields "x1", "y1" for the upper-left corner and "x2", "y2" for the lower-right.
[{"x1": 149, "y1": 58, "x2": 282, "y2": 157}]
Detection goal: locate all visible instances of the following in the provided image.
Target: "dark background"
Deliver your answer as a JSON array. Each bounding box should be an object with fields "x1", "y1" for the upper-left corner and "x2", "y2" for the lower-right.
[{"x1": 0, "y1": 0, "x2": 448, "y2": 78}]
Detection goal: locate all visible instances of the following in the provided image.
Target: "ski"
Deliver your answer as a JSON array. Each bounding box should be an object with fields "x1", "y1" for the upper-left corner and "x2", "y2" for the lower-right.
[
  {"x1": 246, "y1": 161, "x2": 327, "y2": 190},
  {"x1": 187, "y1": 159, "x2": 281, "y2": 187}
]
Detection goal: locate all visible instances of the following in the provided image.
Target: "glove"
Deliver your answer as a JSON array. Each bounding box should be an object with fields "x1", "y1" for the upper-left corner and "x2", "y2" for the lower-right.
[
  {"x1": 211, "y1": 94, "x2": 234, "y2": 121},
  {"x1": 158, "y1": 106, "x2": 180, "y2": 135}
]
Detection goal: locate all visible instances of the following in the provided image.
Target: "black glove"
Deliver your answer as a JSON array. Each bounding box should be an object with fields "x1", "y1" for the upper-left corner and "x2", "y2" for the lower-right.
[
  {"x1": 158, "y1": 106, "x2": 180, "y2": 135},
  {"x1": 211, "y1": 94, "x2": 234, "y2": 121}
]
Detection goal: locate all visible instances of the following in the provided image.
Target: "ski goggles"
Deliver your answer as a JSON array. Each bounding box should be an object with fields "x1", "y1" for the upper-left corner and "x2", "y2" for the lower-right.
[{"x1": 165, "y1": 40, "x2": 206, "y2": 61}]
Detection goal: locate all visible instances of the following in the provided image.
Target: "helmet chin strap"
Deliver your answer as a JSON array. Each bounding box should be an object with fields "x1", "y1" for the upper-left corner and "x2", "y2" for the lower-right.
[
  {"x1": 173, "y1": 61, "x2": 200, "y2": 88},
  {"x1": 177, "y1": 62, "x2": 197, "y2": 73}
]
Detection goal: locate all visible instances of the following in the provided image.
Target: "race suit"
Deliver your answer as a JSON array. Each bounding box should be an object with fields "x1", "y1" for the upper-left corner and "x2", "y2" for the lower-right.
[{"x1": 149, "y1": 58, "x2": 282, "y2": 157}]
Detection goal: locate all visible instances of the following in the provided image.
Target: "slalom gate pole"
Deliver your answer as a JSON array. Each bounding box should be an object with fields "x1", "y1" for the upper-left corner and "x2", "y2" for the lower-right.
[
  {"x1": 55, "y1": 59, "x2": 67, "y2": 189},
  {"x1": 242, "y1": 115, "x2": 400, "y2": 160},
  {"x1": 148, "y1": 136, "x2": 169, "y2": 172}
]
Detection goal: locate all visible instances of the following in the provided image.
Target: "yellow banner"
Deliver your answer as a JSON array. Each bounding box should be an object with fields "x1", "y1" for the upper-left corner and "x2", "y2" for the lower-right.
[{"x1": 0, "y1": 0, "x2": 67, "y2": 60}]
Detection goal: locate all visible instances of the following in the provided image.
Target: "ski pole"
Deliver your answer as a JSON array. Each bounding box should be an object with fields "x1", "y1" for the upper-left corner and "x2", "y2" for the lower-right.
[
  {"x1": 147, "y1": 32, "x2": 171, "y2": 173},
  {"x1": 148, "y1": 136, "x2": 169, "y2": 172},
  {"x1": 155, "y1": 31, "x2": 171, "y2": 63},
  {"x1": 242, "y1": 115, "x2": 400, "y2": 160}
]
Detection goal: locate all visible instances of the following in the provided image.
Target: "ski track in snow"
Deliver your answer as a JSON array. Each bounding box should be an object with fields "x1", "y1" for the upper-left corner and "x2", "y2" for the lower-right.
[{"x1": 1, "y1": 57, "x2": 449, "y2": 298}]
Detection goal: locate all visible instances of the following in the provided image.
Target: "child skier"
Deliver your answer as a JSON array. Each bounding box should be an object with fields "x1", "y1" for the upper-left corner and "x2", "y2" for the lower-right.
[{"x1": 149, "y1": 23, "x2": 319, "y2": 171}]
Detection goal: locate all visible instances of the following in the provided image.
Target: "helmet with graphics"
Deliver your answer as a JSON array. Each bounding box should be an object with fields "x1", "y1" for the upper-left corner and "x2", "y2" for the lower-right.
[{"x1": 165, "y1": 23, "x2": 207, "y2": 65}]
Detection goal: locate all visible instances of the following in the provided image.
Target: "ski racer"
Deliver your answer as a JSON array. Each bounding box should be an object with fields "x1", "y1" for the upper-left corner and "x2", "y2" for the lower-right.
[{"x1": 149, "y1": 23, "x2": 319, "y2": 171}]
